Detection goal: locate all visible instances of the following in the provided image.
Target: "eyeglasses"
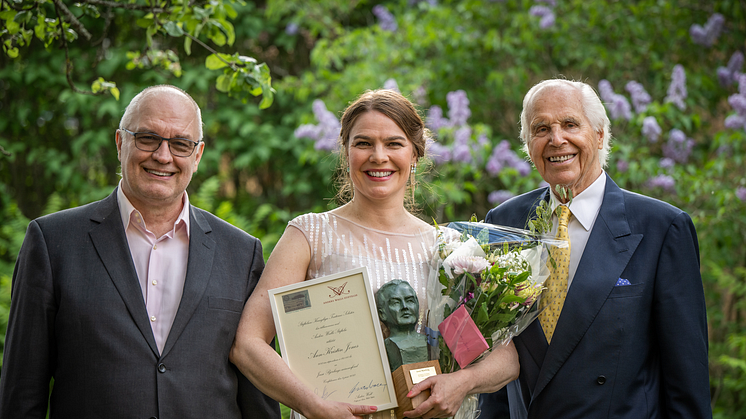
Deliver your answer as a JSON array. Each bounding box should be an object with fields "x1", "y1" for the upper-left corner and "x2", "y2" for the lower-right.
[{"x1": 121, "y1": 128, "x2": 201, "y2": 157}]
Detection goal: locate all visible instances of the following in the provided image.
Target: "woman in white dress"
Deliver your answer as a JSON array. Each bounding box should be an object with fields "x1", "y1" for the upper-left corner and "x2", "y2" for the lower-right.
[{"x1": 230, "y1": 89, "x2": 519, "y2": 419}]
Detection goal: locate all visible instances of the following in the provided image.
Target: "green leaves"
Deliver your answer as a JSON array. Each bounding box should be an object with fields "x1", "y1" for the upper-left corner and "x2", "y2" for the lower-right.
[
  {"x1": 90, "y1": 78, "x2": 120, "y2": 101},
  {"x1": 207, "y1": 53, "x2": 274, "y2": 109}
]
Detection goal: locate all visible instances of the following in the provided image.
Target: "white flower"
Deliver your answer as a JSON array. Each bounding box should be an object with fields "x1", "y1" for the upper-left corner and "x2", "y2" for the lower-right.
[{"x1": 449, "y1": 256, "x2": 491, "y2": 275}]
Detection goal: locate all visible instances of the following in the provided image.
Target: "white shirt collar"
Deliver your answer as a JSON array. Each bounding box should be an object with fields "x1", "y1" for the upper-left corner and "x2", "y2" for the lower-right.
[
  {"x1": 549, "y1": 171, "x2": 606, "y2": 232},
  {"x1": 116, "y1": 179, "x2": 191, "y2": 237}
]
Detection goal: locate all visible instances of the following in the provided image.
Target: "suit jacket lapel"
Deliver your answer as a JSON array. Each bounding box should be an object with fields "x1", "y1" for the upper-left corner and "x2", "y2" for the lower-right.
[
  {"x1": 89, "y1": 190, "x2": 160, "y2": 357},
  {"x1": 161, "y1": 206, "x2": 215, "y2": 357},
  {"x1": 531, "y1": 175, "x2": 643, "y2": 400}
]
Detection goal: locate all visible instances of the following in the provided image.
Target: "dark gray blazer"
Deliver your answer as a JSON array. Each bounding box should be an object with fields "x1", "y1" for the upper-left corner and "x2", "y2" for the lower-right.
[
  {"x1": 0, "y1": 189, "x2": 280, "y2": 419},
  {"x1": 482, "y1": 174, "x2": 711, "y2": 419}
]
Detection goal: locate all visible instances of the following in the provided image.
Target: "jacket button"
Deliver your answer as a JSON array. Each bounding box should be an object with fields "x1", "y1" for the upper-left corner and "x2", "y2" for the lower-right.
[
  {"x1": 596, "y1": 375, "x2": 606, "y2": 385},
  {"x1": 150, "y1": 417, "x2": 158, "y2": 419},
  {"x1": 157, "y1": 363, "x2": 167, "y2": 373}
]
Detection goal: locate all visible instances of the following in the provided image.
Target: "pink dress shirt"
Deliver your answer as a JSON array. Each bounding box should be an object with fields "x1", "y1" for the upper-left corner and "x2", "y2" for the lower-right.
[{"x1": 117, "y1": 184, "x2": 190, "y2": 354}]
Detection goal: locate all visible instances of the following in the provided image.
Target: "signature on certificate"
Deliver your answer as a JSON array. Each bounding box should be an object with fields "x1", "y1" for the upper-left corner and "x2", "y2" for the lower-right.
[
  {"x1": 348, "y1": 380, "x2": 387, "y2": 399},
  {"x1": 315, "y1": 385, "x2": 338, "y2": 400}
]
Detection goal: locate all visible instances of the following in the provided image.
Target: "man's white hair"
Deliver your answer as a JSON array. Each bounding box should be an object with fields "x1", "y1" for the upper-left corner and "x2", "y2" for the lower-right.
[{"x1": 519, "y1": 79, "x2": 612, "y2": 168}]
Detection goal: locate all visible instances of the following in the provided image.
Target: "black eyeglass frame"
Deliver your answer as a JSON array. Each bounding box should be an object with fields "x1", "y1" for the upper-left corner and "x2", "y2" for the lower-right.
[{"x1": 121, "y1": 128, "x2": 202, "y2": 157}]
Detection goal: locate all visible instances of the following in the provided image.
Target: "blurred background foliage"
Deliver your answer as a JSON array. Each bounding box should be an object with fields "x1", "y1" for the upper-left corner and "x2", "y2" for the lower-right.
[{"x1": 1, "y1": 0, "x2": 746, "y2": 417}]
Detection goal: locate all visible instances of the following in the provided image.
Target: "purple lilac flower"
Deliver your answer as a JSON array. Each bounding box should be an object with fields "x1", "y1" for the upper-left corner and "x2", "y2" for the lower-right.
[
  {"x1": 598, "y1": 80, "x2": 633, "y2": 120},
  {"x1": 726, "y1": 75, "x2": 746, "y2": 130},
  {"x1": 293, "y1": 99, "x2": 341, "y2": 151},
  {"x1": 454, "y1": 126, "x2": 472, "y2": 145},
  {"x1": 373, "y1": 5, "x2": 397, "y2": 32},
  {"x1": 642, "y1": 116, "x2": 662, "y2": 143},
  {"x1": 412, "y1": 85, "x2": 428, "y2": 106},
  {"x1": 717, "y1": 51, "x2": 744, "y2": 87},
  {"x1": 488, "y1": 190, "x2": 515, "y2": 205},
  {"x1": 625, "y1": 81, "x2": 652, "y2": 113},
  {"x1": 426, "y1": 105, "x2": 449, "y2": 132},
  {"x1": 724, "y1": 114, "x2": 746, "y2": 130},
  {"x1": 647, "y1": 175, "x2": 676, "y2": 192},
  {"x1": 383, "y1": 78, "x2": 400, "y2": 92},
  {"x1": 616, "y1": 159, "x2": 629, "y2": 173},
  {"x1": 285, "y1": 22, "x2": 299, "y2": 35},
  {"x1": 736, "y1": 187, "x2": 746, "y2": 202},
  {"x1": 659, "y1": 157, "x2": 675, "y2": 169},
  {"x1": 452, "y1": 143, "x2": 472, "y2": 163},
  {"x1": 529, "y1": 5, "x2": 555, "y2": 29},
  {"x1": 446, "y1": 90, "x2": 471, "y2": 127},
  {"x1": 428, "y1": 141, "x2": 452, "y2": 164},
  {"x1": 690, "y1": 13, "x2": 725, "y2": 47},
  {"x1": 729, "y1": 93, "x2": 746, "y2": 115},
  {"x1": 486, "y1": 140, "x2": 531, "y2": 176},
  {"x1": 717, "y1": 144, "x2": 732, "y2": 157},
  {"x1": 665, "y1": 65, "x2": 687, "y2": 110},
  {"x1": 662, "y1": 129, "x2": 694, "y2": 164}
]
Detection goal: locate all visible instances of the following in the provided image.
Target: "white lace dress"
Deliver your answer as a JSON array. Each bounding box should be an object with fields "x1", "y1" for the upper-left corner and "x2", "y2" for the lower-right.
[
  {"x1": 287, "y1": 212, "x2": 436, "y2": 419},
  {"x1": 286, "y1": 212, "x2": 477, "y2": 419}
]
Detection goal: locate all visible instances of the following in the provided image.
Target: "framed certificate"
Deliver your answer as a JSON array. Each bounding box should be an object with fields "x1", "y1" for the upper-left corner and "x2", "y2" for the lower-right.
[{"x1": 269, "y1": 267, "x2": 398, "y2": 412}]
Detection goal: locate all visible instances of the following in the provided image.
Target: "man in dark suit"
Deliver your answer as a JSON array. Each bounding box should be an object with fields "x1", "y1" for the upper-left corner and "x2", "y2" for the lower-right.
[
  {"x1": 480, "y1": 79, "x2": 711, "y2": 418},
  {"x1": 0, "y1": 85, "x2": 280, "y2": 419}
]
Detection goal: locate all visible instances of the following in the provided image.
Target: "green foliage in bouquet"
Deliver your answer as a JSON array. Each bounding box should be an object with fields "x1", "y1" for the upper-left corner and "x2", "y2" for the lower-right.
[{"x1": 434, "y1": 223, "x2": 546, "y2": 373}]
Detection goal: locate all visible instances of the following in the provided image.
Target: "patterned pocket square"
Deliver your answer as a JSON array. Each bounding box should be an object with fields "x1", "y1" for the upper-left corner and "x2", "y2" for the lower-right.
[{"x1": 616, "y1": 278, "x2": 632, "y2": 286}]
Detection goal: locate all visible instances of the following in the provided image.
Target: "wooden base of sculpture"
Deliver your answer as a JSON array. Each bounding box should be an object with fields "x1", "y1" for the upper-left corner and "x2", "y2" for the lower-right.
[{"x1": 386, "y1": 360, "x2": 441, "y2": 419}]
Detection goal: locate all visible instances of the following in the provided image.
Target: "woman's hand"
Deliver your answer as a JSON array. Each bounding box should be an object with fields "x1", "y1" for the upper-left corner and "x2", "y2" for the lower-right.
[
  {"x1": 302, "y1": 399, "x2": 378, "y2": 419},
  {"x1": 402, "y1": 371, "x2": 471, "y2": 419}
]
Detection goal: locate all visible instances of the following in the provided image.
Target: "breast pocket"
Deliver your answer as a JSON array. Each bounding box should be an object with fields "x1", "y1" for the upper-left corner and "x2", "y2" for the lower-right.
[
  {"x1": 608, "y1": 282, "x2": 645, "y2": 298},
  {"x1": 208, "y1": 296, "x2": 245, "y2": 312}
]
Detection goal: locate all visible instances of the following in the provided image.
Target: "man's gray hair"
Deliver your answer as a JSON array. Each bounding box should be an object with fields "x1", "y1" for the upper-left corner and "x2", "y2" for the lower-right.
[
  {"x1": 519, "y1": 79, "x2": 612, "y2": 168},
  {"x1": 119, "y1": 85, "x2": 204, "y2": 141}
]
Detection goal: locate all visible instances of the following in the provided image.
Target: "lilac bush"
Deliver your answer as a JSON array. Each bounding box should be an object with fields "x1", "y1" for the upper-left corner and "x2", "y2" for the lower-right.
[
  {"x1": 598, "y1": 79, "x2": 632, "y2": 120},
  {"x1": 647, "y1": 175, "x2": 676, "y2": 192},
  {"x1": 625, "y1": 81, "x2": 652, "y2": 113},
  {"x1": 285, "y1": 23, "x2": 299, "y2": 35},
  {"x1": 690, "y1": 13, "x2": 725, "y2": 47},
  {"x1": 488, "y1": 190, "x2": 515, "y2": 205},
  {"x1": 293, "y1": 99, "x2": 341, "y2": 151},
  {"x1": 428, "y1": 141, "x2": 452, "y2": 164},
  {"x1": 383, "y1": 78, "x2": 400, "y2": 92},
  {"x1": 725, "y1": 74, "x2": 746, "y2": 131},
  {"x1": 446, "y1": 90, "x2": 471, "y2": 127},
  {"x1": 616, "y1": 159, "x2": 629, "y2": 173},
  {"x1": 665, "y1": 65, "x2": 687, "y2": 110},
  {"x1": 662, "y1": 129, "x2": 694, "y2": 164},
  {"x1": 529, "y1": 5, "x2": 555, "y2": 29},
  {"x1": 373, "y1": 5, "x2": 398, "y2": 32},
  {"x1": 717, "y1": 51, "x2": 744, "y2": 87},
  {"x1": 659, "y1": 157, "x2": 675, "y2": 170},
  {"x1": 642, "y1": 116, "x2": 662, "y2": 143},
  {"x1": 736, "y1": 187, "x2": 746, "y2": 202},
  {"x1": 427, "y1": 105, "x2": 450, "y2": 132}
]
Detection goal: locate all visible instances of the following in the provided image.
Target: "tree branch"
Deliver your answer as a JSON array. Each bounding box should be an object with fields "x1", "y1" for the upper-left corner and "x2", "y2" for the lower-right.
[
  {"x1": 0, "y1": 144, "x2": 11, "y2": 157},
  {"x1": 51, "y1": 0, "x2": 92, "y2": 41},
  {"x1": 81, "y1": 0, "x2": 165, "y2": 13},
  {"x1": 53, "y1": 0, "x2": 100, "y2": 96}
]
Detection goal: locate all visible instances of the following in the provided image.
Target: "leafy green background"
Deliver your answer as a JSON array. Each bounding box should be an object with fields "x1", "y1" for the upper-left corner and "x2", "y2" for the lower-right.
[{"x1": 1, "y1": 0, "x2": 745, "y2": 417}]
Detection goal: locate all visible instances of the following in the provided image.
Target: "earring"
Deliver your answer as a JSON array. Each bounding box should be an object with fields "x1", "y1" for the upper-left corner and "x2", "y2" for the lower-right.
[
  {"x1": 411, "y1": 163, "x2": 416, "y2": 174},
  {"x1": 347, "y1": 166, "x2": 350, "y2": 173}
]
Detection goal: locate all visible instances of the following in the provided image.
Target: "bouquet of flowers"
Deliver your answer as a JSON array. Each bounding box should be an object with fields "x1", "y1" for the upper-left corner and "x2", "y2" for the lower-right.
[{"x1": 425, "y1": 220, "x2": 566, "y2": 419}]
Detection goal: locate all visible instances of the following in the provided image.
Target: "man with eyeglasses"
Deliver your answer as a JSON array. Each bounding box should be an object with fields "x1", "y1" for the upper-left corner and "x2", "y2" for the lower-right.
[{"x1": 0, "y1": 85, "x2": 280, "y2": 419}]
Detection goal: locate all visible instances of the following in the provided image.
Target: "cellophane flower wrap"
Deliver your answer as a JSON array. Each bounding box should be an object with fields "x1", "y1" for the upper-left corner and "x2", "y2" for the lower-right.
[{"x1": 427, "y1": 221, "x2": 566, "y2": 377}]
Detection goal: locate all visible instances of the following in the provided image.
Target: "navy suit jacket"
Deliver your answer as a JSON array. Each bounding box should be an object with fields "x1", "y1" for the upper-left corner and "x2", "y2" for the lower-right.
[
  {"x1": 0, "y1": 190, "x2": 280, "y2": 419},
  {"x1": 483, "y1": 174, "x2": 711, "y2": 418}
]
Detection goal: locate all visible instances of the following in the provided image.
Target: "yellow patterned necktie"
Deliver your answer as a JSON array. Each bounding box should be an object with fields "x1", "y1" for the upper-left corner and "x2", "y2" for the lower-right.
[{"x1": 539, "y1": 205, "x2": 572, "y2": 344}]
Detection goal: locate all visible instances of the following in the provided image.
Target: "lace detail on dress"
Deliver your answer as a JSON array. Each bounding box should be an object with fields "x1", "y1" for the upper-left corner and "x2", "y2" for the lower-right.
[{"x1": 288, "y1": 212, "x2": 437, "y2": 334}]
